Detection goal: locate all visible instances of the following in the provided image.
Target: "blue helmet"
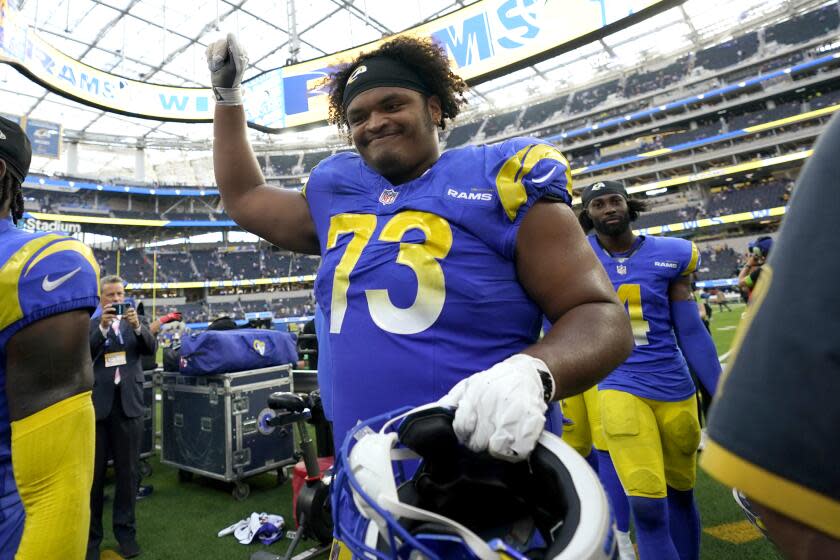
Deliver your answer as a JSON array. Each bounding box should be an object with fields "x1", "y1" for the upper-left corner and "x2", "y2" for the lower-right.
[
  {"x1": 748, "y1": 236, "x2": 773, "y2": 258},
  {"x1": 332, "y1": 404, "x2": 615, "y2": 560}
]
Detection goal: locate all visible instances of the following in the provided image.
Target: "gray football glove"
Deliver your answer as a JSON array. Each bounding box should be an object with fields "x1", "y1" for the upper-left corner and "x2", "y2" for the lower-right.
[{"x1": 206, "y1": 33, "x2": 248, "y2": 106}]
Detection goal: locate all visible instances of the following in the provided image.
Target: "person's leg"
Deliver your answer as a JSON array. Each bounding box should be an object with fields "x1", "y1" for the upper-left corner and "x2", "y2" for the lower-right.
[
  {"x1": 86, "y1": 420, "x2": 108, "y2": 560},
  {"x1": 586, "y1": 388, "x2": 634, "y2": 557},
  {"x1": 110, "y1": 390, "x2": 142, "y2": 555},
  {"x1": 656, "y1": 397, "x2": 702, "y2": 560},
  {"x1": 596, "y1": 449, "x2": 635, "y2": 559},
  {"x1": 601, "y1": 390, "x2": 678, "y2": 560}
]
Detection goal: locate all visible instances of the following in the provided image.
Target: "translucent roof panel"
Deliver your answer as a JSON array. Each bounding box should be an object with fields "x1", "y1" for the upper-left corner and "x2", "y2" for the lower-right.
[{"x1": 0, "y1": 0, "x2": 825, "y2": 171}]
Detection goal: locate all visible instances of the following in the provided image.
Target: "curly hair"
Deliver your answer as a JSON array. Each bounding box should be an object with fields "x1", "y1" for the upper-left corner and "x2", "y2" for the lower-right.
[
  {"x1": 0, "y1": 171, "x2": 24, "y2": 225},
  {"x1": 327, "y1": 35, "x2": 467, "y2": 133},
  {"x1": 578, "y1": 198, "x2": 648, "y2": 232}
]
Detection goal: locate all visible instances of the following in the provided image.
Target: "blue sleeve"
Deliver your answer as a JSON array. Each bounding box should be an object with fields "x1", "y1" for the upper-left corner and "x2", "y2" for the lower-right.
[
  {"x1": 1, "y1": 236, "x2": 100, "y2": 345},
  {"x1": 491, "y1": 138, "x2": 574, "y2": 258},
  {"x1": 671, "y1": 300, "x2": 721, "y2": 394}
]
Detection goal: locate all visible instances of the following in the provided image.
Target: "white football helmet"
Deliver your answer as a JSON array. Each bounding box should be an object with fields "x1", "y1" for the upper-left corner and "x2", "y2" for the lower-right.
[{"x1": 332, "y1": 404, "x2": 616, "y2": 560}]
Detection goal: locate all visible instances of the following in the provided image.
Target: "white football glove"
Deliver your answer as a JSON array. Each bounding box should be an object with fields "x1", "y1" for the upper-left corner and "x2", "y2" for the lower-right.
[
  {"x1": 438, "y1": 354, "x2": 555, "y2": 462},
  {"x1": 206, "y1": 33, "x2": 248, "y2": 106}
]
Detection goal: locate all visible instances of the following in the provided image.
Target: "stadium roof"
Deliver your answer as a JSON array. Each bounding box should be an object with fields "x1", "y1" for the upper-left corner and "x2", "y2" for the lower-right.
[{"x1": 0, "y1": 0, "x2": 828, "y2": 166}]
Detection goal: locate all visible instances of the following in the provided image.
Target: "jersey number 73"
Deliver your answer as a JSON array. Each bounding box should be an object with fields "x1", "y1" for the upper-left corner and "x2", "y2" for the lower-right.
[{"x1": 326, "y1": 211, "x2": 452, "y2": 336}]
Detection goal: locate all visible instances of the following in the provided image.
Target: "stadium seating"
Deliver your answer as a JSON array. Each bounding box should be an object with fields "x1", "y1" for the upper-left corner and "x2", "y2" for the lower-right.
[
  {"x1": 694, "y1": 32, "x2": 759, "y2": 72},
  {"x1": 695, "y1": 246, "x2": 741, "y2": 281},
  {"x1": 519, "y1": 96, "x2": 568, "y2": 130},
  {"x1": 706, "y1": 180, "x2": 791, "y2": 216},
  {"x1": 482, "y1": 110, "x2": 521, "y2": 138},
  {"x1": 624, "y1": 58, "x2": 690, "y2": 98},
  {"x1": 568, "y1": 79, "x2": 621, "y2": 114},
  {"x1": 444, "y1": 121, "x2": 483, "y2": 149},
  {"x1": 765, "y1": 4, "x2": 840, "y2": 46}
]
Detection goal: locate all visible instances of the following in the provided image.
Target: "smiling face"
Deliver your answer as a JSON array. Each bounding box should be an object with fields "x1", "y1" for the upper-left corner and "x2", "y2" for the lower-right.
[
  {"x1": 586, "y1": 193, "x2": 632, "y2": 237},
  {"x1": 345, "y1": 87, "x2": 442, "y2": 185}
]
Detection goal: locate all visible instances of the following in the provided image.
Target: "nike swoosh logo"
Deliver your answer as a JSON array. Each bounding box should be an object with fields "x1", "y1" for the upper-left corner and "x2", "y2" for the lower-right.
[
  {"x1": 531, "y1": 167, "x2": 557, "y2": 184},
  {"x1": 42, "y1": 267, "x2": 81, "y2": 292}
]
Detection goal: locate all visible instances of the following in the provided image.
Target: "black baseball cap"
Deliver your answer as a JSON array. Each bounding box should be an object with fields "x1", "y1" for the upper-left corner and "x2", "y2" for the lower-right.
[
  {"x1": 581, "y1": 180, "x2": 628, "y2": 207},
  {"x1": 0, "y1": 116, "x2": 31, "y2": 183}
]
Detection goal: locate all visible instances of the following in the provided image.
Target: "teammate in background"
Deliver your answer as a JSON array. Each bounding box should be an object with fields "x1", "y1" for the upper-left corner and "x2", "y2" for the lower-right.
[
  {"x1": 702, "y1": 114, "x2": 840, "y2": 560},
  {"x1": 737, "y1": 235, "x2": 772, "y2": 298},
  {"x1": 0, "y1": 116, "x2": 101, "y2": 559},
  {"x1": 579, "y1": 180, "x2": 722, "y2": 560},
  {"x1": 713, "y1": 289, "x2": 732, "y2": 313},
  {"x1": 208, "y1": 34, "x2": 633, "y2": 465}
]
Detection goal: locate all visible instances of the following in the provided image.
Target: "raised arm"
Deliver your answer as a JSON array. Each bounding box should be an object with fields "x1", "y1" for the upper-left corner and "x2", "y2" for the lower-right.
[{"x1": 209, "y1": 34, "x2": 319, "y2": 254}]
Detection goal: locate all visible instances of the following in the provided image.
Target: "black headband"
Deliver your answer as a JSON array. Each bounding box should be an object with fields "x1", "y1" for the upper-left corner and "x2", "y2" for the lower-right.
[
  {"x1": 342, "y1": 56, "x2": 431, "y2": 109},
  {"x1": 582, "y1": 181, "x2": 628, "y2": 207}
]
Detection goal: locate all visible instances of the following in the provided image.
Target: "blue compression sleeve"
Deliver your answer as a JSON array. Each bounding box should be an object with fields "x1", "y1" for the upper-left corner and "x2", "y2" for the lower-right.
[
  {"x1": 585, "y1": 447, "x2": 600, "y2": 473},
  {"x1": 629, "y1": 496, "x2": 680, "y2": 560},
  {"x1": 596, "y1": 450, "x2": 630, "y2": 533},
  {"x1": 671, "y1": 300, "x2": 721, "y2": 394},
  {"x1": 667, "y1": 488, "x2": 700, "y2": 560}
]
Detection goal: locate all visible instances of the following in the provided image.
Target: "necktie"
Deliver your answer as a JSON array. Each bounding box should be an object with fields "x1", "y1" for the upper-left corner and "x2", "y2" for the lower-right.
[{"x1": 112, "y1": 320, "x2": 121, "y2": 385}]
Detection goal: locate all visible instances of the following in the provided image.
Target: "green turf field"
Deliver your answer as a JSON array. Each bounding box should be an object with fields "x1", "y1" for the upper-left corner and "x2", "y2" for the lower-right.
[{"x1": 98, "y1": 303, "x2": 783, "y2": 559}]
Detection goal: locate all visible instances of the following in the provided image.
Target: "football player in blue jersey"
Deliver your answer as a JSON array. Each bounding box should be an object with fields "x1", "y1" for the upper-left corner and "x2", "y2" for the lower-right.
[
  {"x1": 579, "y1": 180, "x2": 722, "y2": 560},
  {"x1": 209, "y1": 34, "x2": 633, "y2": 462},
  {"x1": 0, "y1": 116, "x2": 100, "y2": 559}
]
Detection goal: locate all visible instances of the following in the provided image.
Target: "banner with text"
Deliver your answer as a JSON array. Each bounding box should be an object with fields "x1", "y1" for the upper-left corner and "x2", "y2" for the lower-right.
[{"x1": 1, "y1": 0, "x2": 673, "y2": 128}]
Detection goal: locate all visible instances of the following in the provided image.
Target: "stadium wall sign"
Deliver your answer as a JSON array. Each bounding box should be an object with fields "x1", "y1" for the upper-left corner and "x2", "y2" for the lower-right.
[
  {"x1": 0, "y1": 0, "x2": 679, "y2": 129},
  {"x1": 22, "y1": 217, "x2": 81, "y2": 234}
]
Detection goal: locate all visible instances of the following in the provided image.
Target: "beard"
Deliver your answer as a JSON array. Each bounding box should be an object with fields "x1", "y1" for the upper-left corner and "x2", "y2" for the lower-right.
[{"x1": 592, "y1": 213, "x2": 631, "y2": 237}]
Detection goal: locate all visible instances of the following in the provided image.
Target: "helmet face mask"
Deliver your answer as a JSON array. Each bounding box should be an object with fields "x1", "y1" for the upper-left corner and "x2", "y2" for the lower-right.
[{"x1": 332, "y1": 405, "x2": 615, "y2": 560}]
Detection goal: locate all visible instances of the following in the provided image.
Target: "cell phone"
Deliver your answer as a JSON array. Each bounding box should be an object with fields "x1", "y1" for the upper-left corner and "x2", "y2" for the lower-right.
[{"x1": 112, "y1": 302, "x2": 132, "y2": 316}]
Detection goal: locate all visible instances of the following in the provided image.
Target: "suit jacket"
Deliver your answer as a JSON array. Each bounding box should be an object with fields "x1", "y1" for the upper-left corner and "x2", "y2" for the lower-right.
[{"x1": 90, "y1": 317, "x2": 156, "y2": 420}]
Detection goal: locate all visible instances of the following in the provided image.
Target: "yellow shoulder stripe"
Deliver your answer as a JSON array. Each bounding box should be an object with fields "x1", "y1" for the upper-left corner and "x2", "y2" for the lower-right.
[
  {"x1": 0, "y1": 235, "x2": 63, "y2": 332},
  {"x1": 0, "y1": 236, "x2": 99, "y2": 332},
  {"x1": 24, "y1": 239, "x2": 100, "y2": 288},
  {"x1": 681, "y1": 242, "x2": 700, "y2": 276},
  {"x1": 701, "y1": 438, "x2": 840, "y2": 539},
  {"x1": 495, "y1": 144, "x2": 572, "y2": 222}
]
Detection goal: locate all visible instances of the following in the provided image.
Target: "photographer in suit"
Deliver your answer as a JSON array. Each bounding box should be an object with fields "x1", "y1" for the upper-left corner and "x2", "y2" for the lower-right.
[{"x1": 87, "y1": 275, "x2": 156, "y2": 560}]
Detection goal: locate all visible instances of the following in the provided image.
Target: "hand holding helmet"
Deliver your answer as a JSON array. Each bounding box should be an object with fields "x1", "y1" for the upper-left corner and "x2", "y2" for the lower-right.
[{"x1": 437, "y1": 354, "x2": 554, "y2": 462}]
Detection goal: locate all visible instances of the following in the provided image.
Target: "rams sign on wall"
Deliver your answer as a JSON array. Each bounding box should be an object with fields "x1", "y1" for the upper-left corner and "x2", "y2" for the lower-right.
[{"x1": 0, "y1": 0, "x2": 674, "y2": 129}]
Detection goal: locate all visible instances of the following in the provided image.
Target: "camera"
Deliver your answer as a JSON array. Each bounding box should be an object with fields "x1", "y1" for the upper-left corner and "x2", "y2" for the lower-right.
[{"x1": 112, "y1": 301, "x2": 133, "y2": 316}]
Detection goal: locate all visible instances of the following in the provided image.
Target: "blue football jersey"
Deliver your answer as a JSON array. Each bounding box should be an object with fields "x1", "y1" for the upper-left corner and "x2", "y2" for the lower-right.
[
  {"x1": 590, "y1": 234, "x2": 700, "y2": 401},
  {"x1": 305, "y1": 138, "x2": 572, "y2": 445},
  {"x1": 0, "y1": 218, "x2": 99, "y2": 555}
]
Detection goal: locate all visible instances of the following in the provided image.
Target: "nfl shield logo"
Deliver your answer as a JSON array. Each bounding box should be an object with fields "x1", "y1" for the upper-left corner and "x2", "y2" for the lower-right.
[
  {"x1": 616, "y1": 264, "x2": 628, "y2": 275},
  {"x1": 379, "y1": 188, "x2": 399, "y2": 205}
]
